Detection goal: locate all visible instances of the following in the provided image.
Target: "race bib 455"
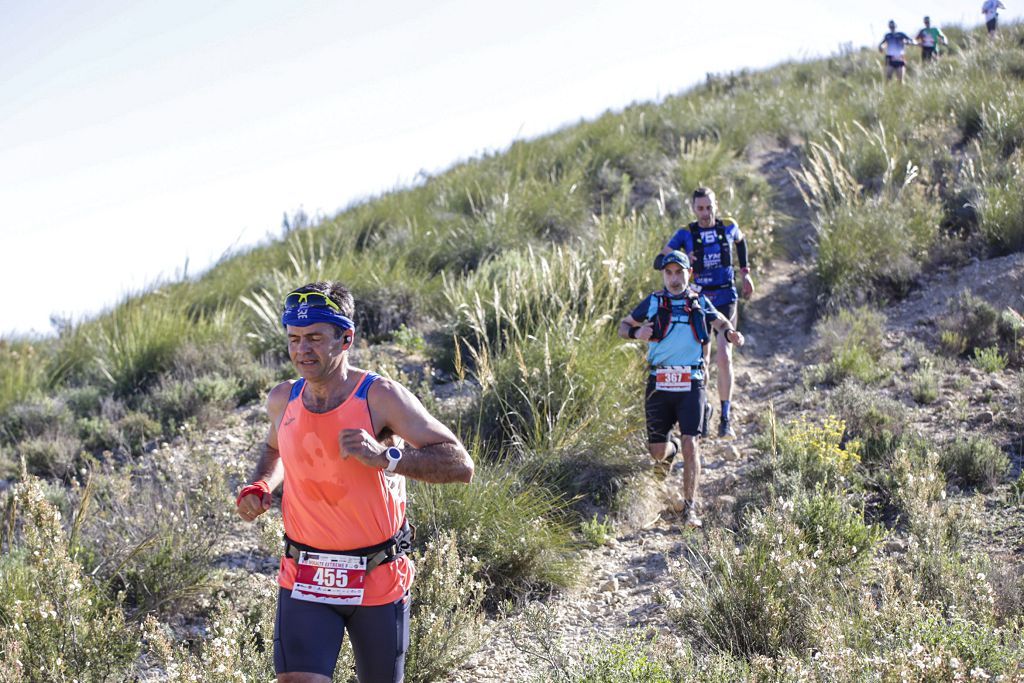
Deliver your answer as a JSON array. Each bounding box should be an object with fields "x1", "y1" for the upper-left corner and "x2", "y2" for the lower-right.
[{"x1": 292, "y1": 551, "x2": 367, "y2": 605}]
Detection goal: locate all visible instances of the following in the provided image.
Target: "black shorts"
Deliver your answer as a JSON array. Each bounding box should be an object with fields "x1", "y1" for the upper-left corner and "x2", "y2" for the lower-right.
[
  {"x1": 645, "y1": 375, "x2": 707, "y2": 440},
  {"x1": 711, "y1": 300, "x2": 737, "y2": 334},
  {"x1": 885, "y1": 56, "x2": 905, "y2": 68},
  {"x1": 274, "y1": 587, "x2": 410, "y2": 680},
  {"x1": 922, "y1": 46, "x2": 936, "y2": 61},
  {"x1": 987, "y1": 17, "x2": 998, "y2": 32}
]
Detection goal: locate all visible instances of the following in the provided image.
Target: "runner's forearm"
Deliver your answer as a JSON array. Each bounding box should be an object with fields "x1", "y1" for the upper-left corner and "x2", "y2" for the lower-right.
[
  {"x1": 252, "y1": 443, "x2": 285, "y2": 491},
  {"x1": 394, "y1": 441, "x2": 473, "y2": 484}
]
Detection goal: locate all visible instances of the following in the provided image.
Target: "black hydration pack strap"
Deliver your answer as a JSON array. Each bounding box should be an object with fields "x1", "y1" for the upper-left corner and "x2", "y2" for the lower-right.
[
  {"x1": 689, "y1": 221, "x2": 731, "y2": 272},
  {"x1": 649, "y1": 291, "x2": 709, "y2": 344},
  {"x1": 284, "y1": 520, "x2": 415, "y2": 574}
]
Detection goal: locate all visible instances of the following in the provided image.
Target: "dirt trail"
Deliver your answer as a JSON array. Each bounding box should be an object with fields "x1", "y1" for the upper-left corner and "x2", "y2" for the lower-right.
[{"x1": 449, "y1": 146, "x2": 823, "y2": 682}]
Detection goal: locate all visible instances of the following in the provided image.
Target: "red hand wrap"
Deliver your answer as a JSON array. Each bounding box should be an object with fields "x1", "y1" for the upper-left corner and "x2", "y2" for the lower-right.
[{"x1": 236, "y1": 480, "x2": 271, "y2": 507}]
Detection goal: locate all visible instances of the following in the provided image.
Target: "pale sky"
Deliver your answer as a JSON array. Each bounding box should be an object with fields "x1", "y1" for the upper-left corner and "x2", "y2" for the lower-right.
[{"x1": 1, "y1": 0, "x2": 1013, "y2": 335}]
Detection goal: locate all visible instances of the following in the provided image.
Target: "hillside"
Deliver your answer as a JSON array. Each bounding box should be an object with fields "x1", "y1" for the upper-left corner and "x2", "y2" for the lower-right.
[{"x1": 2, "y1": 22, "x2": 1024, "y2": 682}]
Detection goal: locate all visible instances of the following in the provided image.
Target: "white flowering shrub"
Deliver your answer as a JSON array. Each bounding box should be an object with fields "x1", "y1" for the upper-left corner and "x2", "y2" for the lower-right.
[
  {"x1": 0, "y1": 473, "x2": 140, "y2": 681},
  {"x1": 793, "y1": 487, "x2": 882, "y2": 572},
  {"x1": 141, "y1": 574, "x2": 284, "y2": 683},
  {"x1": 674, "y1": 502, "x2": 829, "y2": 658},
  {"x1": 76, "y1": 445, "x2": 237, "y2": 616},
  {"x1": 405, "y1": 531, "x2": 487, "y2": 682}
]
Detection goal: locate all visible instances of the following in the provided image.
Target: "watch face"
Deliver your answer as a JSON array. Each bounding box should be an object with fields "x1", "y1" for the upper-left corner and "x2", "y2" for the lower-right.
[{"x1": 386, "y1": 447, "x2": 402, "y2": 461}]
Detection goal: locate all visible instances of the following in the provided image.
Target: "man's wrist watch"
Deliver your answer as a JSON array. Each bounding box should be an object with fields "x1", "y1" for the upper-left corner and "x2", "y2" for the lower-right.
[{"x1": 384, "y1": 446, "x2": 403, "y2": 473}]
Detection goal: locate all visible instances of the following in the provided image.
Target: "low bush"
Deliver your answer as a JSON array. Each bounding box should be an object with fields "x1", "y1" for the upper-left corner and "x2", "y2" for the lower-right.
[
  {"x1": 910, "y1": 365, "x2": 940, "y2": 404},
  {"x1": 0, "y1": 338, "x2": 48, "y2": 414},
  {"x1": 939, "y1": 290, "x2": 1023, "y2": 367},
  {"x1": 757, "y1": 412, "x2": 862, "y2": 494},
  {"x1": 76, "y1": 448, "x2": 236, "y2": 616},
  {"x1": 405, "y1": 531, "x2": 488, "y2": 683},
  {"x1": 0, "y1": 474, "x2": 140, "y2": 681},
  {"x1": 979, "y1": 161, "x2": 1024, "y2": 254},
  {"x1": 809, "y1": 306, "x2": 888, "y2": 386},
  {"x1": 18, "y1": 434, "x2": 82, "y2": 478},
  {"x1": 940, "y1": 436, "x2": 1010, "y2": 492},
  {"x1": 972, "y1": 345, "x2": 1008, "y2": 373},
  {"x1": 829, "y1": 379, "x2": 912, "y2": 466},
  {"x1": 141, "y1": 574, "x2": 280, "y2": 682},
  {"x1": 673, "y1": 504, "x2": 827, "y2": 658},
  {"x1": 410, "y1": 463, "x2": 577, "y2": 604},
  {"x1": 793, "y1": 487, "x2": 883, "y2": 572}
]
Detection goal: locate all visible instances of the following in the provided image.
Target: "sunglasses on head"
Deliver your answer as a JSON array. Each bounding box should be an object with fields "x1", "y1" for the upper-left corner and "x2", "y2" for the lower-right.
[{"x1": 283, "y1": 290, "x2": 341, "y2": 312}]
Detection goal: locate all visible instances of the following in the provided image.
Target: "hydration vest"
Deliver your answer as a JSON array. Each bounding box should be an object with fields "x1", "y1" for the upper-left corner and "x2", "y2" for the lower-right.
[
  {"x1": 649, "y1": 291, "x2": 710, "y2": 344},
  {"x1": 689, "y1": 218, "x2": 734, "y2": 273}
]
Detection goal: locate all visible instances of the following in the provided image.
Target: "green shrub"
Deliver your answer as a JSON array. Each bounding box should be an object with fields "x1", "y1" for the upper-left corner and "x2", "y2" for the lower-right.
[
  {"x1": 77, "y1": 450, "x2": 235, "y2": 616},
  {"x1": 77, "y1": 416, "x2": 121, "y2": 453},
  {"x1": 828, "y1": 380, "x2": 910, "y2": 466},
  {"x1": 940, "y1": 436, "x2": 1010, "y2": 492},
  {"x1": 973, "y1": 345, "x2": 1008, "y2": 373},
  {"x1": 410, "y1": 463, "x2": 576, "y2": 604},
  {"x1": 19, "y1": 434, "x2": 82, "y2": 478},
  {"x1": 0, "y1": 396, "x2": 75, "y2": 447},
  {"x1": 86, "y1": 296, "x2": 221, "y2": 397},
  {"x1": 533, "y1": 634, "x2": 672, "y2": 683},
  {"x1": 793, "y1": 487, "x2": 883, "y2": 571},
  {"x1": 758, "y1": 412, "x2": 862, "y2": 493},
  {"x1": 979, "y1": 161, "x2": 1024, "y2": 254},
  {"x1": 405, "y1": 531, "x2": 488, "y2": 683},
  {"x1": 810, "y1": 306, "x2": 888, "y2": 385},
  {"x1": 0, "y1": 338, "x2": 48, "y2": 414},
  {"x1": 579, "y1": 514, "x2": 613, "y2": 548},
  {"x1": 673, "y1": 504, "x2": 827, "y2": 658},
  {"x1": 910, "y1": 365, "x2": 940, "y2": 404},
  {"x1": 0, "y1": 474, "x2": 140, "y2": 680},
  {"x1": 939, "y1": 291, "x2": 1006, "y2": 359}
]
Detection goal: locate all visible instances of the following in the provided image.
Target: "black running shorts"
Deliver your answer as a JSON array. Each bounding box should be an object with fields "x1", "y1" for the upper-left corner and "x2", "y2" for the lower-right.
[
  {"x1": 274, "y1": 587, "x2": 410, "y2": 680},
  {"x1": 645, "y1": 376, "x2": 707, "y2": 440}
]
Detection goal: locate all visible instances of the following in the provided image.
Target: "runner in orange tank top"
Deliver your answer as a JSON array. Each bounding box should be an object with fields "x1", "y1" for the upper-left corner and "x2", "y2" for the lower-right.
[{"x1": 235, "y1": 281, "x2": 474, "y2": 683}]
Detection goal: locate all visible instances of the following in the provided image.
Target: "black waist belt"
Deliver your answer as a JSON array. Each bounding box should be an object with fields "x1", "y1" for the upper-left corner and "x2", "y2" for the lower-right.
[
  {"x1": 650, "y1": 363, "x2": 704, "y2": 374},
  {"x1": 284, "y1": 520, "x2": 415, "y2": 574}
]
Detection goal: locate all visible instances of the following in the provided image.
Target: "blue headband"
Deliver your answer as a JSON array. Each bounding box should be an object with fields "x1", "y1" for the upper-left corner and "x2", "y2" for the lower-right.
[{"x1": 281, "y1": 305, "x2": 355, "y2": 331}]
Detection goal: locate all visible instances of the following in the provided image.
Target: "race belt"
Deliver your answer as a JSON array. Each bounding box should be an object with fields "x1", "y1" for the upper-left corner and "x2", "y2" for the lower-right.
[
  {"x1": 284, "y1": 520, "x2": 415, "y2": 574},
  {"x1": 285, "y1": 522, "x2": 415, "y2": 606}
]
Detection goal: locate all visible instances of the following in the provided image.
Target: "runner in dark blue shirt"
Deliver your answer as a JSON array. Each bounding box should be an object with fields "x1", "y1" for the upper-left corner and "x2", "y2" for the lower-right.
[{"x1": 656, "y1": 187, "x2": 753, "y2": 439}]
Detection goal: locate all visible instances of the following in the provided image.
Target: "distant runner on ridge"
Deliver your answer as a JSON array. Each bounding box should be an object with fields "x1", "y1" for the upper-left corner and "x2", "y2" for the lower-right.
[
  {"x1": 982, "y1": 0, "x2": 1006, "y2": 38},
  {"x1": 879, "y1": 20, "x2": 915, "y2": 83},
  {"x1": 916, "y1": 16, "x2": 949, "y2": 62},
  {"x1": 656, "y1": 187, "x2": 753, "y2": 439}
]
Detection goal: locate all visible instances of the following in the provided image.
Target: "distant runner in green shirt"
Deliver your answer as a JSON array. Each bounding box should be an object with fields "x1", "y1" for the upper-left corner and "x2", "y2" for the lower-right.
[{"x1": 916, "y1": 17, "x2": 948, "y2": 62}]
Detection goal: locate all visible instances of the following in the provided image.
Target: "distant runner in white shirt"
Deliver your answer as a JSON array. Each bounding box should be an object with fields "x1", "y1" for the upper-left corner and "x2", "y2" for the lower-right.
[
  {"x1": 878, "y1": 20, "x2": 915, "y2": 83},
  {"x1": 982, "y1": 0, "x2": 1006, "y2": 38}
]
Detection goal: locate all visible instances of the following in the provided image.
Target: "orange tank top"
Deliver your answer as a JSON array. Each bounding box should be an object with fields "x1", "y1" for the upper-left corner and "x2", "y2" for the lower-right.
[{"x1": 275, "y1": 371, "x2": 413, "y2": 605}]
